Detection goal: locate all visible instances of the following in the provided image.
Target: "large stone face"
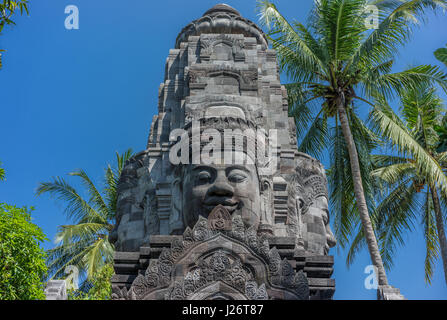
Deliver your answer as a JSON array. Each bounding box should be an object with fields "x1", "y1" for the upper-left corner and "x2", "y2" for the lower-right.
[{"x1": 110, "y1": 4, "x2": 336, "y2": 300}]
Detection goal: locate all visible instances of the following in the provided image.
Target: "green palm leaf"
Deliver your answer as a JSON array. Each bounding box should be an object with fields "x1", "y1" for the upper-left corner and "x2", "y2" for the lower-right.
[
  {"x1": 257, "y1": 0, "x2": 447, "y2": 286},
  {"x1": 38, "y1": 149, "x2": 134, "y2": 281},
  {"x1": 422, "y1": 188, "x2": 439, "y2": 284},
  {"x1": 434, "y1": 45, "x2": 447, "y2": 67},
  {"x1": 372, "y1": 103, "x2": 447, "y2": 197}
]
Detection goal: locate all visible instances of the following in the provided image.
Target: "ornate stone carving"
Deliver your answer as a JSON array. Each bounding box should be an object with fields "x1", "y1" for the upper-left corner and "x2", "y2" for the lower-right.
[
  {"x1": 187, "y1": 65, "x2": 257, "y2": 91},
  {"x1": 113, "y1": 206, "x2": 309, "y2": 300},
  {"x1": 111, "y1": 4, "x2": 335, "y2": 300},
  {"x1": 175, "y1": 4, "x2": 268, "y2": 49},
  {"x1": 208, "y1": 205, "x2": 232, "y2": 231},
  {"x1": 293, "y1": 155, "x2": 336, "y2": 255},
  {"x1": 245, "y1": 281, "x2": 268, "y2": 300},
  {"x1": 199, "y1": 34, "x2": 245, "y2": 62}
]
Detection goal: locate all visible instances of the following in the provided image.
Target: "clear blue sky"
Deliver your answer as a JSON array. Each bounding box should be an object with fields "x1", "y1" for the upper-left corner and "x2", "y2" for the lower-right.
[{"x1": 0, "y1": 0, "x2": 446, "y2": 299}]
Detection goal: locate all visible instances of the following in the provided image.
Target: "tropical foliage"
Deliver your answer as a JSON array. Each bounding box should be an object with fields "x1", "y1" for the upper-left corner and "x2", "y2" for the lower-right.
[
  {"x1": 434, "y1": 44, "x2": 447, "y2": 68},
  {"x1": 435, "y1": 115, "x2": 447, "y2": 153},
  {"x1": 257, "y1": 0, "x2": 447, "y2": 286},
  {"x1": 0, "y1": 161, "x2": 5, "y2": 181},
  {"x1": 68, "y1": 263, "x2": 113, "y2": 300},
  {"x1": 0, "y1": 203, "x2": 48, "y2": 300},
  {"x1": 0, "y1": 0, "x2": 29, "y2": 68},
  {"x1": 36, "y1": 149, "x2": 133, "y2": 282},
  {"x1": 370, "y1": 83, "x2": 447, "y2": 284}
]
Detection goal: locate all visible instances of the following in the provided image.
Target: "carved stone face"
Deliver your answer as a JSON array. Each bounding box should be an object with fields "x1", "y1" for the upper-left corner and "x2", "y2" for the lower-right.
[
  {"x1": 181, "y1": 154, "x2": 261, "y2": 230},
  {"x1": 305, "y1": 196, "x2": 336, "y2": 255}
]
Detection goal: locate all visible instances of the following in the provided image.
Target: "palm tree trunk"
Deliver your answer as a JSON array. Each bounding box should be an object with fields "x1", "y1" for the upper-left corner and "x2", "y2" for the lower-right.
[
  {"x1": 430, "y1": 186, "x2": 447, "y2": 285},
  {"x1": 337, "y1": 97, "x2": 389, "y2": 286}
]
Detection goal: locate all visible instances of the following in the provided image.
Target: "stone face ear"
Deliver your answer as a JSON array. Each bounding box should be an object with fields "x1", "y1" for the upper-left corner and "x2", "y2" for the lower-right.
[
  {"x1": 260, "y1": 177, "x2": 274, "y2": 228},
  {"x1": 169, "y1": 178, "x2": 184, "y2": 235}
]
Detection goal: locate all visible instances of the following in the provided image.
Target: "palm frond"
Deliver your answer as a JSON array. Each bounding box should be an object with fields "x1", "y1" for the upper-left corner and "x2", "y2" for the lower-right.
[
  {"x1": 315, "y1": 0, "x2": 366, "y2": 62},
  {"x1": 69, "y1": 169, "x2": 108, "y2": 218},
  {"x1": 285, "y1": 82, "x2": 319, "y2": 137},
  {"x1": 54, "y1": 223, "x2": 110, "y2": 246},
  {"x1": 371, "y1": 162, "x2": 416, "y2": 184},
  {"x1": 372, "y1": 103, "x2": 447, "y2": 197},
  {"x1": 434, "y1": 44, "x2": 447, "y2": 67},
  {"x1": 36, "y1": 177, "x2": 99, "y2": 223},
  {"x1": 0, "y1": 161, "x2": 5, "y2": 181},
  {"x1": 423, "y1": 187, "x2": 440, "y2": 284},
  {"x1": 46, "y1": 239, "x2": 92, "y2": 280},
  {"x1": 41, "y1": 150, "x2": 133, "y2": 281},
  {"x1": 346, "y1": 225, "x2": 367, "y2": 267},
  {"x1": 374, "y1": 0, "x2": 447, "y2": 24},
  {"x1": 82, "y1": 238, "x2": 114, "y2": 279},
  {"x1": 375, "y1": 179, "x2": 419, "y2": 270},
  {"x1": 298, "y1": 111, "x2": 329, "y2": 159},
  {"x1": 349, "y1": 5, "x2": 410, "y2": 71},
  {"x1": 257, "y1": 0, "x2": 326, "y2": 81},
  {"x1": 364, "y1": 65, "x2": 447, "y2": 99}
]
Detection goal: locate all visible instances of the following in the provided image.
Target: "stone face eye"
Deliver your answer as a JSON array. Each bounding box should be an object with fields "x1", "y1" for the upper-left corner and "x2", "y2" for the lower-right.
[
  {"x1": 228, "y1": 172, "x2": 247, "y2": 183},
  {"x1": 197, "y1": 172, "x2": 212, "y2": 184}
]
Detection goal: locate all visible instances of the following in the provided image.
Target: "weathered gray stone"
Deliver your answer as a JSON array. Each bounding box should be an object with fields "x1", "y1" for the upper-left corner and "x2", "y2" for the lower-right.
[
  {"x1": 377, "y1": 285, "x2": 406, "y2": 300},
  {"x1": 111, "y1": 4, "x2": 336, "y2": 300},
  {"x1": 44, "y1": 280, "x2": 67, "y2": 300}
]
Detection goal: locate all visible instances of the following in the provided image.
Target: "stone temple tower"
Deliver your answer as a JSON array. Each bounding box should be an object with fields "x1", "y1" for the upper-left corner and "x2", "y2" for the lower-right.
[{"x1": 110, "y1": 4, "x2": 336, "y2": 300}]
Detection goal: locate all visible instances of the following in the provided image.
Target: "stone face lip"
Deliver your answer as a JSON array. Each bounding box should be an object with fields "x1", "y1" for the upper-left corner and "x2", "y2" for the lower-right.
[{"x1": 202, "y1": 3, "x2": 242, "y2": 17}]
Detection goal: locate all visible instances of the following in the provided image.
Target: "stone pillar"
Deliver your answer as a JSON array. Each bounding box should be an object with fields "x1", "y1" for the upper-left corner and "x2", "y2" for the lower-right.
[
  {"x1": 377, "y1": 285, "x2": 405, "y2": 300},
  {"x1": 44, "y1": 280, "x2": 67, "y2": 300}
]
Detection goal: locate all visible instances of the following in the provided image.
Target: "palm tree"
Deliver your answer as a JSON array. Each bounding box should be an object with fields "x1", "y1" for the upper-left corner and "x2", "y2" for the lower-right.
[
  {"x1": 0, "y1": 0, "x2": 29, "y2": 69},
  {"x1": 435, "y1": 115, "x2": 447, "y2": 153},
  {"x1": 0, "y1": 161, "x2": 5, "y2": 181},
  {"x1": 257, "y1": 0, "x2": 447, "y2": 286},
  {"x1": 434, "y1": 44, "x2": 447, "y2": 68},
  {"x1": 371, "y1": 84, "x2": 447, "y2": 284},
  {"x1": 36, "y1": 149, "x2": 133, "y2": 281}
]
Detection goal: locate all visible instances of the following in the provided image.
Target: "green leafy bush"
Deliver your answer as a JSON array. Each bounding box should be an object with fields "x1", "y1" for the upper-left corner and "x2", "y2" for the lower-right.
[
  {"x1": 68, "y1": 263, "x2": 113, "y2": 300},
  {"x1": 0, "y1": 203, "x2": 48, "y2": 299}
]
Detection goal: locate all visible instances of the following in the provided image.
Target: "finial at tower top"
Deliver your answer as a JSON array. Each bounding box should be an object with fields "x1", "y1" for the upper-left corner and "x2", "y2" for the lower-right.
[
  {"x1": 176, "y1": 3, "x2": 268, "y2": 49},
  {"x1": 202, "y1": 3, "x2": 241, "y2": 17}
]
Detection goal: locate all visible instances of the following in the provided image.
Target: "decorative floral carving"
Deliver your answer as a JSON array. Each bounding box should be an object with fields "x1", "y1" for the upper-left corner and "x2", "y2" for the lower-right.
[
  {"x1": 165, "y1": 250, "x2": 252, "y2": 300},
  {"x1": 208, "y1": 205, "x2": 232, "y2": 231},
  {"x1": 145, "y1": 259, "x2": 159, "y2": 287},
  {"x1": 268, "y1": 247, "x2": 281, "y2": 275},
  {"x1": 111, "y1": 285, "x2": 129, "y2": 300},
  {"x1": 192, "y1": 216, "x2": 210, "y2": 241},
  {"x1": 199, "y1": 34, "x2": 246, "y2": 62},
  {"x1": 171, "y1": 237, "x2": 184, "y2": 260},
  {"x1": 230, "y1": 214, "x2": 245, "y2": 241},
  {"x1": 245, "y1": 281, "x2": 269, "y2": 300},
  {"x1": 209, "y1": 250, "x2": 231, "y2": 274},
  {"x1": 182, "y1": 227, "x2": 194, "y2": 247},
  {"x1": 131, "y1": 274, "x2": 149, "y2": 299},
  {"x1": 120, "y1": 205, "x2": 309, "y2": 300}
]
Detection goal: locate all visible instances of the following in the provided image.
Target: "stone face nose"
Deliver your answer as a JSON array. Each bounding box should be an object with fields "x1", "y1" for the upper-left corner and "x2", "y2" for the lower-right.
[{"x1": 208, "y1": 176, "x2": 234, "y2": 197}]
